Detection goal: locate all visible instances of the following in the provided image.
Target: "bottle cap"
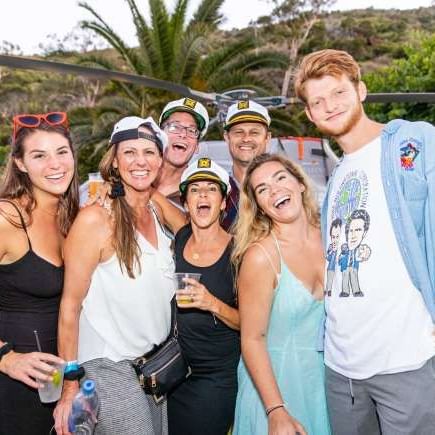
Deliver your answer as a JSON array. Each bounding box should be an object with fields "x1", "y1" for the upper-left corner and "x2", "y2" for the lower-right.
[{"x1": 82, "y1": 379, "x2": 95, "y2": 396}]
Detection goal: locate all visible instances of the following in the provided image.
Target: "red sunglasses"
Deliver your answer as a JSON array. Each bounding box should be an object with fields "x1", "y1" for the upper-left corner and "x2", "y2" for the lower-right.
[{"x1": 12, "y1": 112, "x2": 69, "y2": 142}]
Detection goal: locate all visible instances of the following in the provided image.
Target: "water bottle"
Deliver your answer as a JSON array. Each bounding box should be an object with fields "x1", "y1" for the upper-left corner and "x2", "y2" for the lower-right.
[{"x1": 68, "y1": 379, "x2": 100, "y2": 434}]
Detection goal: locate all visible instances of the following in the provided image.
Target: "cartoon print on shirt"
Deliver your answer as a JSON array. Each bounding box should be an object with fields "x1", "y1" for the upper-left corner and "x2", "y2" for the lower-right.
[
  {"x1": 328, "y1": 169, "x2": 370, "y2": 298},
  {"x1": 325, "y1": 218, "x2": 342, "y2": 296},
  {"x1": 400, "y1": 140, "x2": 420, "y2": 171},
  {"x1": 340, "y1": 209, "x2": 371, "y2": 297}
]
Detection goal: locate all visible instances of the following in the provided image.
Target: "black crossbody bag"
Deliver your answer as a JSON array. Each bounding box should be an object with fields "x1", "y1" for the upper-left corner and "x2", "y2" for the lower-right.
[{"x1": 132, "y1": 297, "x2": 192, "y2": 404}]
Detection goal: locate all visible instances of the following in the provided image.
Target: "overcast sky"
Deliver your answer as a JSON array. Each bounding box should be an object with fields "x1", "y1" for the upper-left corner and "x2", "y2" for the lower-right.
[{"x1": 0, "y1": 0, "x2": 432, "y2": 54}]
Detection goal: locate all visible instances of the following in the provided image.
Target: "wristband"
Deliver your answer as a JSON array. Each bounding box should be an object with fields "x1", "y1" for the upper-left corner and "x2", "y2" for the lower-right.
[
  {"x1": 64, "y1": 366, "x2": 85, "y2": 381},
  {"x1": 64, "y1": 360, "x2": 79, "y2": 374},
  {"x1": 266, "y1": 403, "x2": 286, "y2": 416}
]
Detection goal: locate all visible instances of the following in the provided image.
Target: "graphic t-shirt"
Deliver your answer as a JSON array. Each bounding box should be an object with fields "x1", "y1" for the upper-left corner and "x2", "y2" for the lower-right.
[{"x1": 324, "y1": 137, "x2": 435, "y2": 379}]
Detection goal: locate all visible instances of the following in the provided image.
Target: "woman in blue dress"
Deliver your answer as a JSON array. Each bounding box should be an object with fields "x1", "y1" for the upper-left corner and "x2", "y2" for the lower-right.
[{"x1": 232, "y1": 153, "x2": 331, "y2": 435}]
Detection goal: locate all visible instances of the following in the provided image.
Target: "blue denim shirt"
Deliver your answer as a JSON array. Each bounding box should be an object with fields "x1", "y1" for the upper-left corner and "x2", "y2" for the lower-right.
[{"x1": 318, "y1": 119, "x2": 435, "y2": 350}]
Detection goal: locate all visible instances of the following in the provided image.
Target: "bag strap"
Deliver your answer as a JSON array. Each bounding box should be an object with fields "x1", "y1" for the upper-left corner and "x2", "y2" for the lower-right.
[{"x1": 170, "y1": 296, "x2": 178, "y2": 338}]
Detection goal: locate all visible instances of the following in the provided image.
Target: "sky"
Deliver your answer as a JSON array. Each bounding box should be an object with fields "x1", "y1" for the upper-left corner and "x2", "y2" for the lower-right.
[{"x1": 0, "y1": 0, "x2": 432, "y2": 55}]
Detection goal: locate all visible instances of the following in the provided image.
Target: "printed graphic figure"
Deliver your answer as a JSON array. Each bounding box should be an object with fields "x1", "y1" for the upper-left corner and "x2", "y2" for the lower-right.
[
  {"x1": 400, "y1": 142, "x2": 420, "y2": 171},
  {"x1": 325, "y1": 218, "x2": 342, "y2": 296},
  {"x1": 338, "y1": 243, "x2": 350, "y2": 297},
  {"x1": 340, "y1": 209, "x2": 371, "y2": 297}
]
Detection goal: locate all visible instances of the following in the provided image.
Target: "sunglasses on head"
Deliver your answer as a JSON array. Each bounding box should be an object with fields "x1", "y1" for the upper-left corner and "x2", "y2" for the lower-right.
[{"x1": 12, "y1": 112, "x2": 69, "y2": 142}]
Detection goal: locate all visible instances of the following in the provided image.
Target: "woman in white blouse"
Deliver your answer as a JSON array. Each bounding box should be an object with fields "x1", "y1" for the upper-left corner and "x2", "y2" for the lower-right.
[{"x1": 54, "y1": 116, "x2": 185, "y2": 435}]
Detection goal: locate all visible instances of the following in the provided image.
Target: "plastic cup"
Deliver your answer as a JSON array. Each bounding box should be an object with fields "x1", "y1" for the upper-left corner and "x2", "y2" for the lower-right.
[
  {"x1": 174, "y1": 272, "x2": 202, "y2": 305},
  {"x1": 88, "y1": 172, "x2": 103, "y2": 198},
  {"x1": 38, "y1": 362, "x2": 65, "y2": 403}
]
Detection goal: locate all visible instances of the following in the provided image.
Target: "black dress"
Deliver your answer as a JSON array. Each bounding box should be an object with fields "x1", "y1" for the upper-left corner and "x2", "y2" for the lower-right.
[
  {"x1": 0, "y1": 200, "x2": 63, "y2": 435},
  {"x1": 168, "y1": 224, "x2": 241, "y2": 435}
]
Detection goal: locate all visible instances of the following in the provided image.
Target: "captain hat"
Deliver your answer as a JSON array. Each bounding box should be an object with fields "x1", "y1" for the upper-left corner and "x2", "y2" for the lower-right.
[
  {"x1": 224, "y1": 100, "x2": 271, "y2": 130},
  {"x1": 159, "y1": 98, "x2": 209, "y2": 138},
  {"x1": 110, "y1": 116, "x2": 168, "y2": 152},
  {"x1": 179, "y1": 157, "x2": 231, "y2": 197}
]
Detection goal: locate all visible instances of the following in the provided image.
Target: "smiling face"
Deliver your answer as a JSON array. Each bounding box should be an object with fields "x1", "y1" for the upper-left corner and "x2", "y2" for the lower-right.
[
  {"x1": 184, "y1": 180, "x2": 226, "y2": 229},
  {"x1": 113, "y1": 127, "x2": 162, "y2": 193},
  {"x1": 250, "y1": 160, "x2": 305, "y2": 225},
  {"x1": 304, "y1": 74, "x2": 365, "y2": 138},
  {"x1": 224, "y1": 122, "x2": 270, "y2": 167},
  {"x1": 163, "y1": 111, "x2": 199, "y2": 168},
  {"x1": 347, "y1": 218, "x2": 365, "y2": 250},
  {"x1": 14, "y1": 130, "x2": 75, "y2": 198}
]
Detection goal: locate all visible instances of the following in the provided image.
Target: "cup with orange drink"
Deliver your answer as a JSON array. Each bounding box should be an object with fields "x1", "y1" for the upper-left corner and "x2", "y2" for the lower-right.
[{"x1": 174, "y1": 273, "x2": 202, "y2": 305}]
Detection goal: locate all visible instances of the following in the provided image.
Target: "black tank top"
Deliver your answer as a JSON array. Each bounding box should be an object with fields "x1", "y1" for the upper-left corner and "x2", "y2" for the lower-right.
[
  {"x1": 0, "y1": 200, "x2": 63, "y2": 353},
  {"x1": 174, "y1": 224, "x2": 240, "y2": 374}
]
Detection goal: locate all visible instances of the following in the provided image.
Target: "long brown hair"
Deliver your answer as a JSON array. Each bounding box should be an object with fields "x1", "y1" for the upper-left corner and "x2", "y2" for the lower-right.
[
  {"x1": 99, "y1": 123, "x2": 163, "y2": 279},
  {"x1": 232, "y1": 153, "x2": 320, "y2": 271},
  {"x1": 0, "y1": 122, "x2": 79, "y2": 236}
]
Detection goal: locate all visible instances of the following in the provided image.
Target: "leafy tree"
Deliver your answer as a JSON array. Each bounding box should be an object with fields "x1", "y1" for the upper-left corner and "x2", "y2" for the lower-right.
[{"x1": 364, "y1": 33, "x2": 435, "y2": 124}]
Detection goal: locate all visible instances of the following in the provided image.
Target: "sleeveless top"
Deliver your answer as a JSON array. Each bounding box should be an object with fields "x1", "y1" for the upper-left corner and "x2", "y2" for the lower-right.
[
  {"x1": 234, "y1": 232, "x2": 331, "y2": 435},
  {"x1": 0, "y1": 199, "x2": 63, "y2": 353},
  {"x1": 78, "y1": 203, "x2": 175, "y2": 363},
  {"x1": 174, "y1": 224, "x2": 240, "y2": 374}
]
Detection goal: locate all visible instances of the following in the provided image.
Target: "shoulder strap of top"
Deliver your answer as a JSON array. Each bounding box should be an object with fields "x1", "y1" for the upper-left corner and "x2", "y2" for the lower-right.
[
  {"x1": 251, "y1": 241, "x2": 280, "y2": 282},
  {"x1": 148, "y1": 200, "x2": 174, "y2": 240},
  {"x1": 270, "y1": 230, "x2": 282, "y2": 260},
  {"x1": 0, "y1": 199, "x2": 32, "y2": 250}
]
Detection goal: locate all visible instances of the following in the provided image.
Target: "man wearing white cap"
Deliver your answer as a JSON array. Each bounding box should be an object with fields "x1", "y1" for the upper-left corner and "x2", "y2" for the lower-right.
[
  {"x1": 156, "y1": 97, "x2": 209, "y2": 207},
  {"x1": 222, "y1": 100, "x2": 271, "y2": 231}
]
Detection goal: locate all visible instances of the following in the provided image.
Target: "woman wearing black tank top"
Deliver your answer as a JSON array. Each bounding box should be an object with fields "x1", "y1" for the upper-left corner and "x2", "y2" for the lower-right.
[
  {"x1": 168, "y1": 158, "x2": 241, "y2": 435},
  {"x1": 0, "y1": 113, "x2": 79, "y2": 435}
]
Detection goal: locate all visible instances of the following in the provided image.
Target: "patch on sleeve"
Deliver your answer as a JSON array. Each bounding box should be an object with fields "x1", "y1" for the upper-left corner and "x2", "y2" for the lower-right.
[{"x1": 400, "y1": 139, "x2": 420, "y2": 171}]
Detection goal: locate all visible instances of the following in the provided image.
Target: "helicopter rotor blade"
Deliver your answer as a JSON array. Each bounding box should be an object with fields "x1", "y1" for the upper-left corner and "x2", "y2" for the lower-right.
[
  {"x1": 0, "y1": 55, "x2": 434, "y2": 105},
  {"x1": 0, "y1": 54, "x2": 220, "y2": 103}
]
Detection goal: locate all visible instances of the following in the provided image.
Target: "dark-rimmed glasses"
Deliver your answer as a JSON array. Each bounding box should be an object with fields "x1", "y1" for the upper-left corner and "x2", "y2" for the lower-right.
[
  {"x1": 12, "y1": 112, "x2": 69, "y2": 142},
  {"x1": 164, "y1": 122, "x2": 200, "y2": 139}
]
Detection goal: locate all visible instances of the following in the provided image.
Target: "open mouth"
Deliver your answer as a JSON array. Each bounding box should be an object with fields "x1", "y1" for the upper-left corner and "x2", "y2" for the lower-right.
[
  {"x1": 131, "y1": 170, "x2": 150, "y2": 177},
  {"x1": 45, "y1": 173, "x2": 65, "y2": 181},
  {"x1": 196, "y1": 203, "x2": 211, "y2": 216},
  {"x1": 172, "y1": 142, "x2": 188, "y2": 151},
  {"x1": 273, "y1": 195, "x2": 291, "y2": 209}
]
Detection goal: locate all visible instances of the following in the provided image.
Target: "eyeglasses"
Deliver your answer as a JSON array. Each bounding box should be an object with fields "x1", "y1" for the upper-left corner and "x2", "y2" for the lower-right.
[
  {"x1": 12, "y1": 112, "x2": 69, "y2": 142},
  {"x1": 165, "y1": 122, "x2": 200, "y2": 139}
]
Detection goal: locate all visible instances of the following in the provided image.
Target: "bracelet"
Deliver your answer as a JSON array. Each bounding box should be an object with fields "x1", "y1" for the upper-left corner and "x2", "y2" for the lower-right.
[
  {"x1": 64, "y1": 361, "x2": 79, "y2": 374},
  {"x1": 64, "y1": 366, "x2": 85, "y2": 381},
  {"x1": 265, "y1": 403, "x2": 286, "y2": 416}
]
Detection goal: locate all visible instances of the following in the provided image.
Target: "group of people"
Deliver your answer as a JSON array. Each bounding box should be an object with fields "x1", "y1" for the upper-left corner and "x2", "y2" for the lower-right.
[{"x1": 0, "y1": 48, "x2": 434, "y2": 435}]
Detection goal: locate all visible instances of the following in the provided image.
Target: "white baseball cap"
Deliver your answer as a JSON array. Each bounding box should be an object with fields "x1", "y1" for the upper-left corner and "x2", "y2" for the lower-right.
[
  {"x1": 159, "y1": 98, "x2": 209, "y2": 138},
  {"x1": 110, "y1": 116, "x2": 168, "y2": 152},
  {"x1": 224, "y1": 100, "x2": 271, "y2": 130},
  {"x1": 179, "y1": 158, "x2": 231, "y2": 196}
]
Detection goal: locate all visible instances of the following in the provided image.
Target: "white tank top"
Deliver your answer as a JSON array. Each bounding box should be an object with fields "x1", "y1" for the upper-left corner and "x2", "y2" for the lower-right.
[{"x1": 78, "y1": 206, "x2": 175, "y2": 363}]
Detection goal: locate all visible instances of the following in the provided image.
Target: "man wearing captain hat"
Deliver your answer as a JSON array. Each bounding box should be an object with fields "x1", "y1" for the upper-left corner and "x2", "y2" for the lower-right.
[
  {"x1": 222, "y1": 100, "x2": 271, "y2": 231},
  {"x1": 155, "y1": 97, "x2": 209, "y2": 208}
]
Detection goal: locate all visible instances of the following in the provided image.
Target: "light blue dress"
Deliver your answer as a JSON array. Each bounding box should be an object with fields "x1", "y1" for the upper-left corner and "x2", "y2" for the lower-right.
[{"x1": 233, "y1": 238, "x2": 331, "y2": 435}]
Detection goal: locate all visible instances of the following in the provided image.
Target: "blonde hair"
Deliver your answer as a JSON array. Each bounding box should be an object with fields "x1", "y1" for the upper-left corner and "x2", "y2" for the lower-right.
[
  {"x1": 294, "y1": 49, "x2": 361, "y2": 104},
  {"x1": 232, "y1": 153, "x2": 320, "y2": 272}
]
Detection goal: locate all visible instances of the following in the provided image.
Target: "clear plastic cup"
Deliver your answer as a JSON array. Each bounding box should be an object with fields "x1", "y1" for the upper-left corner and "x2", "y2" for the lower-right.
[
  {"x1": 174, "y1": 272, "x2": 202, "y2": 305},
  {"x1": 38, "y1": 362, "x2": 65, "y2": 403},
  {"x1": 87, "y1": 172, "x2": 103, "y2": 198}
]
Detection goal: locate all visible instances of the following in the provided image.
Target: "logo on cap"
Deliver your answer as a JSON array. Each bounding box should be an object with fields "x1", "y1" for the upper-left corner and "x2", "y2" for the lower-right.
[
  {"x1": 198, "y1": 158, "x2": 211, "y2": 168},
  {"x1": 183, "y1": 98, "x2": 197, "y2": 109},
  {"x1": 237, "y1": 101, "x2": 249, "y2": 110}
]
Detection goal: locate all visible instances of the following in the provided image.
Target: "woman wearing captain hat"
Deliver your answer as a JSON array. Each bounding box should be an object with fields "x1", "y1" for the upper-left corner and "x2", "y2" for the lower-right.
[{"x1": 168, "y1": 157, "x2": 240, "y2": 435}]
